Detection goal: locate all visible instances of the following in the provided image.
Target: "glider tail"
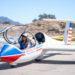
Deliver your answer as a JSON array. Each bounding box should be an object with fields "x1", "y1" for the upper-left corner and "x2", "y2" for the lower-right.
[{"x1": 63, "y1": 22, "x2": 72, "y2": 45}]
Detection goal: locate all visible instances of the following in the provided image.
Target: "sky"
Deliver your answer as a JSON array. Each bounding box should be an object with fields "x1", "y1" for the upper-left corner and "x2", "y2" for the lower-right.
[{"x1": 0, "y1": 0, "x2": 75, "y2": 24}]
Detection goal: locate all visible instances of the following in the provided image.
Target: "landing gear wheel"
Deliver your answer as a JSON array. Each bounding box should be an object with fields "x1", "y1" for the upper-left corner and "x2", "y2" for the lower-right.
[
  {"x1": 10, "y1": 65, "x2": 17, "y2": 68},
  {"x1": 35, "y1": 59, "x2": 41, "y2": 62}
]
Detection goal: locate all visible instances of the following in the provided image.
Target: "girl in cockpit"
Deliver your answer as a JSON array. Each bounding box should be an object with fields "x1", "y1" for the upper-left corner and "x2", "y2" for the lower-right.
[{"x1": 19, "y1": 34, "x2": 32, "y2": 50}]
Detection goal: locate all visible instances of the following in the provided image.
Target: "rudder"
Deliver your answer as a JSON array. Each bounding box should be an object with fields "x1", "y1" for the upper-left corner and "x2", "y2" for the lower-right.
[{"x1": 63, "y1": 22, "x2": 72, "y2": 45}]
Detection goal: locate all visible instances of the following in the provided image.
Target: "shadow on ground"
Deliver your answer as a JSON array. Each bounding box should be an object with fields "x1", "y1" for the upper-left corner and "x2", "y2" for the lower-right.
[
  {"x1": 0, "y1": 61, "x2": 33, "y2": 70},
  {"x1": 0, "y1": 53, "x2": 74, "y2": 70},
  {"x1": 35, "y1": 60, "x2": 75, "y2": 65}
]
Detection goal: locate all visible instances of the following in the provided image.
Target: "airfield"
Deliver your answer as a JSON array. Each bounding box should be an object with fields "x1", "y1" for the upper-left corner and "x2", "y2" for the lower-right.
[{"x1": 0, "y1": 41, "x2": 75, "y2": 75}]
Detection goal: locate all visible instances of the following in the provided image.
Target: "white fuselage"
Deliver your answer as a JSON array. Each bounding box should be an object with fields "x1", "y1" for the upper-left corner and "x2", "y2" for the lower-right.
[{"x1": 9, "y1": 45, "x2": 43, "y2": 65}]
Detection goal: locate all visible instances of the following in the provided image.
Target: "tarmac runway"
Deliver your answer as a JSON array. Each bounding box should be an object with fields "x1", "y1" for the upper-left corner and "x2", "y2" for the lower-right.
[{"x1": 0, "y1": 42, "x2": 75, "y2": 75}]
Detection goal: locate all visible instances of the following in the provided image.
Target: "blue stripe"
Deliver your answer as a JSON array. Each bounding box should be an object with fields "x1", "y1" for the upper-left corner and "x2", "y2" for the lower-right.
[
  {"x1": 0, "y1": 44, "x2": 25, "y2": 56},
  {"x1": 70, "y1": 22, "x2": 72, "y2": 28}
]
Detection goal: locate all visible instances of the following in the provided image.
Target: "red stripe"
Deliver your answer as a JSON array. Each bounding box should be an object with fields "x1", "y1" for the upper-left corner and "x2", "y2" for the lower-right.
[
  {"x1": 67, "y1": 43, "x2": 71, "y2": 45},
  {"x1": 68, "y1": 33, "x2": 72, "y2": 35},
  {"x1": 68, "y1": 40, "x2": 72, "y2": 42},
  {"x1": 69, "y1": 29, "x2": 72, "y2": 31},
  {"x1": 36, "y1": 48, "x2": 42, "y2": 51},
  {"x1": 0, "y1": 54, "x2": 25, "y2": 63},
  {"x1": 68, "y1": 36, "x2": 72, "y2": 39}
]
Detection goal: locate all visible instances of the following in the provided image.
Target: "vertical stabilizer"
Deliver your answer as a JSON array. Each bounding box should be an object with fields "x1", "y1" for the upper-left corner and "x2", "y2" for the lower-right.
[{"x1": 63, "y1": 22, "x2": 72, "y2": 45}]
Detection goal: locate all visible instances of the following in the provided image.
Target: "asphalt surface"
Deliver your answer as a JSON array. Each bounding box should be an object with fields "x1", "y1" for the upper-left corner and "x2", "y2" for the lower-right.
[{"x1": 0, "y1": 42, "x2": 75, "y2": 75}]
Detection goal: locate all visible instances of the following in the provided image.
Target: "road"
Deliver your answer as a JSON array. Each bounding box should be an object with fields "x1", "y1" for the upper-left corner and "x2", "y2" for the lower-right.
[{"x1": 0, "y1": 42, "x2": 75, "y2": 75}]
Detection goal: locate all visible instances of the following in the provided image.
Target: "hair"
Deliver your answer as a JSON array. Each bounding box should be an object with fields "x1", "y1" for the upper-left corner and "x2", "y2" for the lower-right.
[{"x1": 21, "y1": 36, "x2": 27, "y2": 44}]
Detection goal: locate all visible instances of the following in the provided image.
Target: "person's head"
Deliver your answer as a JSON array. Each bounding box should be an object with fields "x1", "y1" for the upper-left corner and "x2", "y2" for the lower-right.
[{"x1": 21, "y1": 34, "x2": 27, "y2": 42}]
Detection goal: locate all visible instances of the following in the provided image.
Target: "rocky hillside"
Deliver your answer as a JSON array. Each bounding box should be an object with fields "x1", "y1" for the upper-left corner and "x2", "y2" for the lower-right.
[
  {"x1": 27, "y1": 20, "x2": 75, "y2": 36},
  {"x1": 0, "y1": 20, "x2": 75, "y2": 37}
]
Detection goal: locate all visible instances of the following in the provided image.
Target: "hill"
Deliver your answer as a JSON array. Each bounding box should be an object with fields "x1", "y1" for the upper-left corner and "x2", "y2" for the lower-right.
[
  {"x1": 27, "y1": 20, "x2": 75, "y2": 36},
  {"x1": 0, "y1": 20, "x2": 75, "y2": 37},
  {"x1": 0, "y1": 16, "x2": 21, "y2": 24}
]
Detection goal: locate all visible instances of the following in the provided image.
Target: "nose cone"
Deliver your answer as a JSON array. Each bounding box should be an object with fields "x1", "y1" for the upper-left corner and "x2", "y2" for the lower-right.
[
  {"x1": 0, "y1": 44, "x2": 25, "y2": 63},
  {"x1": 0, "y1": 52, "x2": 1, "y2": 60},
  {"x1": 0, "y1": 44, "x2": 23, "y2": 56}
]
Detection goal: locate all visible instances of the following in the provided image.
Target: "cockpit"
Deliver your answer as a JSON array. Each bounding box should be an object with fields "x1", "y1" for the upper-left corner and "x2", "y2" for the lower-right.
[
  {"x1": 35, "y1": 32, "x2": 45, "y2": 44},
  {"x1": 0, "y1": 25, "x2": 46, "y2": 49}
]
